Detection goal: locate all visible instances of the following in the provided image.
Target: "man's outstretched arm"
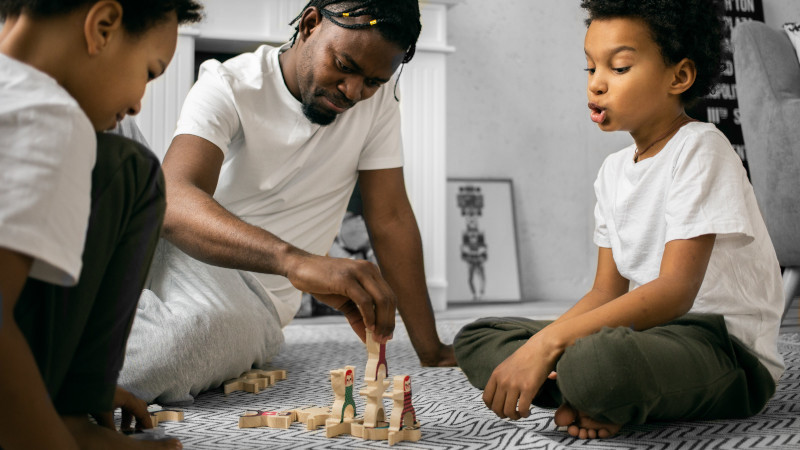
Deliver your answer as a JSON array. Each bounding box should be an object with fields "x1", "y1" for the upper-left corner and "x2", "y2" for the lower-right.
[
  {"x1": 359, "y1": 168, "x2": 457, "y2": 366},
  {"x1": 160, "y1": 134, "x2": 395, "y2": 340}
]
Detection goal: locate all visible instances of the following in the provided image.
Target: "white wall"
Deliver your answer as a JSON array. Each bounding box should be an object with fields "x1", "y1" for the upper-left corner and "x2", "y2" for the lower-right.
[
  {"x1": 764, "y1": 0, "x2": 800, "y2": 28},
  {"x1": 445, "y1": 0, "x2": 800, "y2": 302}
]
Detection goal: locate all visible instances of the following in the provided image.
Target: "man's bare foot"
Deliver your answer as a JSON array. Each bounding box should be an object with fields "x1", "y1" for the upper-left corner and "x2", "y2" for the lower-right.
[
  {"x1": 62, "y1": 415, "x2": 182, "y2": 449},
  {"x1": 554, "y1": 403, "x2": 621, "y2": 439}
]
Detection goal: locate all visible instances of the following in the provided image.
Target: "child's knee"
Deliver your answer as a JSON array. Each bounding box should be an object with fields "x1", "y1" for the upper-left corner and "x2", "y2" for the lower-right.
[
  {"x1": 557, "y1": 327, "x2": 656, "y2": 423},
  {"x1": 94, "y1": 134, "x2": 165, "y2": 209},
  {"x1": 453, "y1": 319, "x2": 497, "y2": 389},
  {"x1": 454, "y1": 317, "x2": 540, "y2": 390}
]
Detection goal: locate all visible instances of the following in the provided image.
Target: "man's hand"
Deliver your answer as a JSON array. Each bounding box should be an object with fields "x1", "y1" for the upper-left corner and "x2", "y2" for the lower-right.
[
  {"x1": 92, "y1": 386, "x2": 153, "y2": 432},
  {"x1": 286, "y1": 253, "x2": 396, "y2": 342},
  {"x1": 419, "y1": 343, "x2": 457, "y2": 367},
  {"x1": 482, "y1": 337, "x2": 560, "y2": 420}
]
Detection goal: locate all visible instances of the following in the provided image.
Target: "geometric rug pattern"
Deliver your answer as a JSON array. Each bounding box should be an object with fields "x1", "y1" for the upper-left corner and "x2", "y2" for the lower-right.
[{"x1": 135, "y1": 321, "x2": 800, "y2": 449}]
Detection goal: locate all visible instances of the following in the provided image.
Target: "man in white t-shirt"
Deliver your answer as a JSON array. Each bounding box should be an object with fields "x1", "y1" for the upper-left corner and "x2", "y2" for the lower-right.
[{"x1": 119, "y1": 0, "x2": 456, "y2": 404}]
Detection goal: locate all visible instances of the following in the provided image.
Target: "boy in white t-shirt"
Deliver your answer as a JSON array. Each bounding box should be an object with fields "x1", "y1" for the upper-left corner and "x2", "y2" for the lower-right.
[
  {"x1": 454, "y1": 0, "x2": 784, "y2": 440},
  {"x1": 0, "y1": 1, "x2": 201, "y2": 449}
]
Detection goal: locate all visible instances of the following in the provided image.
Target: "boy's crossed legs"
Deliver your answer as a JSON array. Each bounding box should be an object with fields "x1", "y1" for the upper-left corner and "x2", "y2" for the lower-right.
[
  {"x1": 454, "y1": 314, "x2": 774, "y2": 438},
  {"x1": 14, "y1": 134, "x2": 177, "y2": 449}
]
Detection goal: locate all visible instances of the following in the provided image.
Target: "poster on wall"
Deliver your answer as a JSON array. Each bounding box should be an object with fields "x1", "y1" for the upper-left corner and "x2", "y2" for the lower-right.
[
  {"x1": 446, "y1": 179, "x2": 522, "y2": 303},
  {"x1": 687, "y1": 0, "x2": 764, "y2": 169}
]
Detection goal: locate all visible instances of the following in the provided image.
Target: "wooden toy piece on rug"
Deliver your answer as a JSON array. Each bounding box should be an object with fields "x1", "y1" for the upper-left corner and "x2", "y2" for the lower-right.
[
  {"x1": 325, "y1": 417, "x2": 361, "y2": 438},
  {"x1": 148, "y1": 409, "x2": 184, "y2": 427},
  {"x1": 383, "y1": 375, "x2": 418, "y2": 432},
  {"x1": 223, "y1": 368, "x2": 287, "y2": 395},
  {"x1": 290, "y1": 406, "x2": 332, "y2": 430},
  {"x1": 364, "y1": 329, "x2": 388, "y2": 382},
  {"x1": 329, "y1": 366, "x2": 357, "y2": 422},
  {"x1": 351, "y1": 420, "x2": 390, "y2": 440},
  {"x1": 388, "y1": 426, "x2": 422, "y2": 446},
  {"x1": 238, "y1": 410, "x2": 297, "y2": 429},
  {"x1": 359, "y1": 376, "x2": 391, "y2": 428}
]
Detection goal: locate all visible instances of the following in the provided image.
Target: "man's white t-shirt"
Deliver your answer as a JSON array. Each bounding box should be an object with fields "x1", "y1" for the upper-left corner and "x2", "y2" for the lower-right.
[
  {"x1": 0, "y1": 54, "x2": 96, "y2": 286},
  {"x1": 593, "y1": 122, "x2": 785, "y2": 381},
  {"x1": 173, "y1": 44, "x2": 404, "y2": 326}
]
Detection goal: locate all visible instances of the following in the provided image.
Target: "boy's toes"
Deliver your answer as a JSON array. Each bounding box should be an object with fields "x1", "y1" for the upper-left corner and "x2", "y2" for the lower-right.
[{"x1": 554, "y1": 403, "x2": 578, "y2": 427}]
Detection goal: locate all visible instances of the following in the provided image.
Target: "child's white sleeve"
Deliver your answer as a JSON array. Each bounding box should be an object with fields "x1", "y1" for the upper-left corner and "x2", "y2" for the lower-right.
[
  {"x1": 593, "y1": 159, "x2": 612, "y2": 248},
  {"x1": 664, "y1": 130, "x2": 756, "y2": 243}
]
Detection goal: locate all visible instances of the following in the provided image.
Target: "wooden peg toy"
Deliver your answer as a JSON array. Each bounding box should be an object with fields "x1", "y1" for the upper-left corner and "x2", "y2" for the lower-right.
[
  {"x1": 238, "y1": 410, "x2": 297, "y2": 429},
  {"x1": 351, "y1": 420, "x2": 391, "y2": 440},
  {"x1": 149, "y1": 409, "x2": 184, "y2": 427},
  {"x1": 329, "y1": 366, "x2": 356, "y2": 422},
  {"x1": 388, "y1": 426, "x2": 422, "y2": 446},
  {"x1": 383, "y1": 375, "x2": 417, "y2": 431},
  {"x1": 359, "y1": 378, "x2": 390, "y2": 428},
  {"x1": 223, "y1": 368, "x2": 287, "y2": 395},
  {"x1": 364, "y1": 330, "x2": 388, "y2": 382},
  {"x1": 325, "y1": 416, "x2": 359, "y2": 438},
  {"x1": 290, "y1": 406, "x2": 332, "y2": 430}
]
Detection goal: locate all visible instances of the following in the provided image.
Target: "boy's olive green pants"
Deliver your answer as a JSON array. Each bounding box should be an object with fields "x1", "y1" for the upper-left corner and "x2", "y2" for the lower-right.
[
  {"x1": 453, "y1": 314, "x2": 776, "y2": 425},
  {"x1": 14, "y1": 134, "x2": 165, "y2": 415}
]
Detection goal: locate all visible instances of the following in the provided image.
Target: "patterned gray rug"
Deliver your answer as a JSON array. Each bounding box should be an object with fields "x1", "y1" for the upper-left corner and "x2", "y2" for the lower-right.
[{"x1": 136, "y1": 320, "x2": 800, "y2": 449}]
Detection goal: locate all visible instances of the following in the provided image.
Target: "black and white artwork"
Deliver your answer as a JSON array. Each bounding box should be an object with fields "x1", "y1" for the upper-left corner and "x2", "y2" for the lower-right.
[{"x1": 446, "y1": 179, "x2": 521, "y2": 303}]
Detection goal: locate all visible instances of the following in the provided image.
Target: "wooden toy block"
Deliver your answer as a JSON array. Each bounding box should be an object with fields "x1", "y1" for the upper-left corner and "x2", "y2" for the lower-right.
[
  {"x1": 351, "y1": 421, "x2": 390, "y2": 440},
  {"x1": 364, "y1": 330, "x2": 388, "y2": 382},
  {"x1": 383, "y1": 375, "x2": 417, "y2": 431},
  {"x1": 359, "y1": 378, "x2": 390, "y2": 428},
  {"x1": 388, "y1": 424, "x2": 421, "y2": 446},
  {"x1": 238, "y1": 410, "x2": 296, "y2": 429},
  {"x1": 290, "y1": 406, "x2": 331, "y2": 430},
  {"x1": 325, "y1": 417, "x2": 359, "y2": 438},
  {"x1": 149, "y1": 409, "x2": 184, "y2": 426},
  {"x1": 254, "y1": 369, "x2": 287, "y2": 381},
  {"x1": 330, "y1": 366, "x2": 356, "y2": 422},
  {"x1": 223, "y1": 368, "x2": 287, "y2": 395}
]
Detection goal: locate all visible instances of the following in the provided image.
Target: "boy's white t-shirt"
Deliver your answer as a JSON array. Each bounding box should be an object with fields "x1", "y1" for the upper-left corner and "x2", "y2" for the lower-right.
[
  {"x1": 173, "y1": 44, "x2": 404, "y2": 326},
  {"x1": 0, "y1": 53, "x2": 96, "y2": 286},
  {"x1": 593, "y1": 122, "x2": 785, "y2": 381}
]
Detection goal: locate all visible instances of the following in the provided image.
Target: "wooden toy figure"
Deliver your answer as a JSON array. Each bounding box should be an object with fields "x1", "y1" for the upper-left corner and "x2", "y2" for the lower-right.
[
  {"x1": 364, "y1": 330, "x2": 388, "y2": 382},
  {"x1": 385, "y1": 375, "x2": 417, "y2": 431},
  {"x1": 330, "y1": 366, "x2": 357, "y2": 422}
]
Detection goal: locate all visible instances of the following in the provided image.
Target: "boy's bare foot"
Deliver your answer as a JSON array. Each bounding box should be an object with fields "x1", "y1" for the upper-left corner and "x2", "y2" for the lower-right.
[
  {"x1": 554, "y1": 403, "x2": 621, "y2": 439},
  {"x1": 62, "y1": 415, "x2": 182, "y2": 450}
]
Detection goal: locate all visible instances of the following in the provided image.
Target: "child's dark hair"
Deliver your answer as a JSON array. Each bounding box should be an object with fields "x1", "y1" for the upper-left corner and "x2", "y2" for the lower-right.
[
  {"x1": 0, "y1": 1, "x2": 203, "y2": 36},
  {"x1": 289, "y1": 0, "x2": 422, "y2": 64},
  {"x1": 581, "y1": 0, "x2": 726, "y2": 105}
]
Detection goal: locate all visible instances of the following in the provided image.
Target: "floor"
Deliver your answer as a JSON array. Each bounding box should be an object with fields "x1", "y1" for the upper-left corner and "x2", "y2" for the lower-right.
[{"x1": 144, "y1": 299, "x2": 800, "y2": 449}]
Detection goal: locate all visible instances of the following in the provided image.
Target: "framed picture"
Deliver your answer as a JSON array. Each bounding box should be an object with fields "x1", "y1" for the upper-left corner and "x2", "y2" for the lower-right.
[{"x1": 446, "y1": 178, "x2": 522, "y2": 303}]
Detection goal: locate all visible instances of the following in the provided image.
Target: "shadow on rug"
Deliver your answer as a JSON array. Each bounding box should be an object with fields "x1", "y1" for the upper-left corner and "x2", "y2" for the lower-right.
[{"x1": 140, "y1": 321, "x2": 800, "y2": 449}]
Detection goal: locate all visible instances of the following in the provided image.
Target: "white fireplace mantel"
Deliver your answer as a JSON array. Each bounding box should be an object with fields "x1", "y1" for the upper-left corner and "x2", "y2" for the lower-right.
[{"x1": 136, "y1": 0, "x2": 462, "y2": 311}]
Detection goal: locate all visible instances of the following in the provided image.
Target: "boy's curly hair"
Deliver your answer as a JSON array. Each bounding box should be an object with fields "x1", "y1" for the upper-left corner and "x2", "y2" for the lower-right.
[
  {"x1": 580, "y1": 0, "x2": 726, "y2": 105},
  {"x1": 0, "y1": 0, "x2": 203, "y2": 35}
]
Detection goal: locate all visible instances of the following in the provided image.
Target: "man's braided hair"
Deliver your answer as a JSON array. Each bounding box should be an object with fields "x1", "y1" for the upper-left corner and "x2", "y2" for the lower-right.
[{"x1": 290, "y1": 0, "x2": 422, "y2": 64}]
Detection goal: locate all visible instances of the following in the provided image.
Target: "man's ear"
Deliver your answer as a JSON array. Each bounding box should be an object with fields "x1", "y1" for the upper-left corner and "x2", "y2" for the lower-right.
[
  {"x1": 83, "y1": 0, "x2": 123, "y2": 56},
  {"x1": 669, "y1": 58, "x2": 697, "y2": 96},
  {"x1": 297, "y1": 6, "x2": 323, "y2": 43}
]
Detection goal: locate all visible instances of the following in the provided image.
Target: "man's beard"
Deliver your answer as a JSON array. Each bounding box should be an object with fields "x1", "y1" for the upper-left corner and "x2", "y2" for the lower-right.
[
  {"x1": 302, "y1": 101, "x2": 337, "y2": 126},
  {"x1": 301, "y1": 88, "x2": 353, "y2": 126}
]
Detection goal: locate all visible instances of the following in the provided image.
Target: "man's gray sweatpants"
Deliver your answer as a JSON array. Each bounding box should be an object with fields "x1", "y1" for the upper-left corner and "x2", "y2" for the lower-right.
[{"x1": 118, "y1": 241, "x2": 285, "y2": 405}]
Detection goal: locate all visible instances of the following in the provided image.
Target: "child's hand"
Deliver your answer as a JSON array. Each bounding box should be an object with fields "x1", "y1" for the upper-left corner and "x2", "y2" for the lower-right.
[
  {"x1": 114, "y1": 385, "x2": 154, "y2": 431},
  {"x1": 482, "y1": 337, "x2": 561, "y2": 420}
]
